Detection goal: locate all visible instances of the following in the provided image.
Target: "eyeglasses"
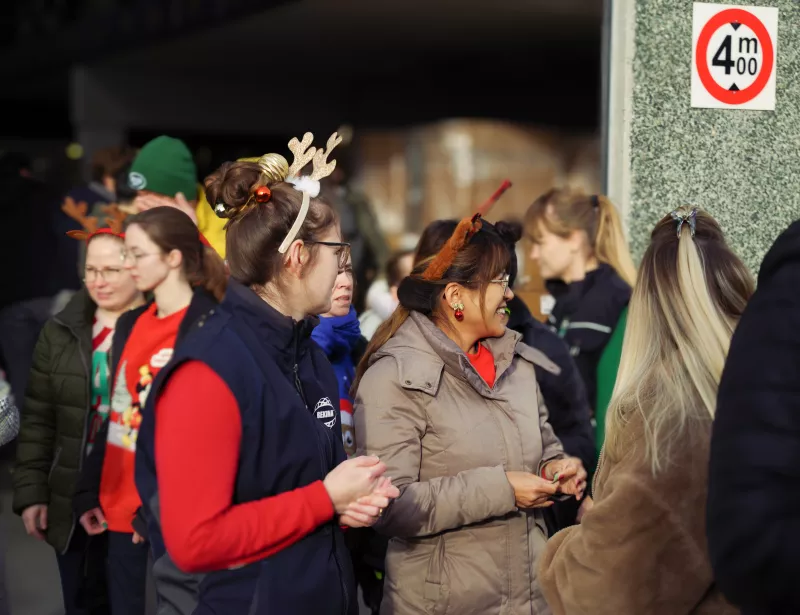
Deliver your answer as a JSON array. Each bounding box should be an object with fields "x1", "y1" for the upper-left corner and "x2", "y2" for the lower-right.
[
  {"x1": 120, "y1": 250, "x2": 159, "y2": 264},
  {"x1": 489, "y1": 274, "x2": 511, "y2": 291},
  {"x1": 84, "y1": 267, "x2": 124, "y2": 284},
  {"x1": 305, "y1": 241, "x2": 352, "y2": 270}
]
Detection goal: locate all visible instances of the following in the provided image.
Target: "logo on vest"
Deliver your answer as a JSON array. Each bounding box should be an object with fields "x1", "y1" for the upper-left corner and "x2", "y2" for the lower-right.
[{"x1": 314, "y1": 397, "x2": 337, "y2": 429}]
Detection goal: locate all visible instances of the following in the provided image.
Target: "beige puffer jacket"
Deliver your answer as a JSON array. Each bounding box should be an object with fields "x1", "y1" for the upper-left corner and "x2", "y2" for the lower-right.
[{"x1": 354, "y1": 311, "x2": 566, "y2": 615}]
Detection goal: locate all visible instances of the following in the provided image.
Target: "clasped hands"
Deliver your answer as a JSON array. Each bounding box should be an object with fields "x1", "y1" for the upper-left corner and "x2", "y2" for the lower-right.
[
  {"x1": 505, "y1": 456, "x2": 587, "y2": 510},
  {"x1": 323, "y1": 455, "x2": 400, "y2": 529}
]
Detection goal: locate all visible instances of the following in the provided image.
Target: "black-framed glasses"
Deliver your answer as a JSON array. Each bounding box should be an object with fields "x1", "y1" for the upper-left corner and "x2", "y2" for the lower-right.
[{"x1": 306, "y1": 241, "x2": 351, "y2": 270}]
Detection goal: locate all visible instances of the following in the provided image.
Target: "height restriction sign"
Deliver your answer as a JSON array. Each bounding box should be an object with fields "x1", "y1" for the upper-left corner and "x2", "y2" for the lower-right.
[{"x1": 691, "y1": 3, "x2": 778, "y2": 110}]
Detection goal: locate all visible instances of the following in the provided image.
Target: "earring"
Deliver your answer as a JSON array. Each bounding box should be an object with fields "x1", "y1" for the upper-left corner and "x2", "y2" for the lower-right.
[{"x1": 451, "y1": 302, "x2": 465, "y2": 322}]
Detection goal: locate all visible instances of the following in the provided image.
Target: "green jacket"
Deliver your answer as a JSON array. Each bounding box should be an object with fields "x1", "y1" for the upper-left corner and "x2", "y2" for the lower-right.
[
  {"x1": 594, "y1": 307, "x2": 628, "y2": 458},
  {"x1": 12, "y1": 289, "x2": 95, "y2": 553}
]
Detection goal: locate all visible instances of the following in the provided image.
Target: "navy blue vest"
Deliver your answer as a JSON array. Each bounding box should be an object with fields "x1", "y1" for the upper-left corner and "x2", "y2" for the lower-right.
[{"x1": 136, "y1": 281, "x2": 355, "y2": 615}]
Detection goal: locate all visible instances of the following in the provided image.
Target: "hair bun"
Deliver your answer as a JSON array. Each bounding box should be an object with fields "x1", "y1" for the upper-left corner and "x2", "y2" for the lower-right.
[
  {"x1": 204, "y1": 161, "x2": 264, "y2": 220},
  {"x1": 495, "y1": 219, "x2": 523, "y2": 245}
]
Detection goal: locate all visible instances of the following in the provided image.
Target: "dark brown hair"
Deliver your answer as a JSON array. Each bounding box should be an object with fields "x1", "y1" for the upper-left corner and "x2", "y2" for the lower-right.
[
  {"x1": 204, "y1": 161, "x2": 338, "y2": 288},
  {"x1": 126, "y1": 207, "x2": 227, "y2": 302},
  {"x1": 413, "y1": 219, "x2": 458, "y2": 266},
  {"x1": 91, "y1": 146, "x2": 137, "y2": 183},
  {"x1": 353, "y1": 221, "x2": 511, "y2": 392}
]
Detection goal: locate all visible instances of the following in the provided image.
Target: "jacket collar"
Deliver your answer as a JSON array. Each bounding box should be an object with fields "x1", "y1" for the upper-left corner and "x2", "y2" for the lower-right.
[
  {"x1": 54, "y1": 288, "x2": 96, "y2": 330},
  {"x1": 373, "y1": 311, "x2": 560, "y2": 398},
  {"x1": 223, "y1": 279, "x2": 319, "y2": 354}
]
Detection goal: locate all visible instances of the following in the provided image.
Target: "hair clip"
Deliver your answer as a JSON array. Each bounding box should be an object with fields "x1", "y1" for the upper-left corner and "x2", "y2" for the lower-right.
[
  {"x1": 591, "y1": 195, "x2": 600, "y2": 210},
  {"x1": 670, "y1": 207, "x2": 698, "y2": 238}
]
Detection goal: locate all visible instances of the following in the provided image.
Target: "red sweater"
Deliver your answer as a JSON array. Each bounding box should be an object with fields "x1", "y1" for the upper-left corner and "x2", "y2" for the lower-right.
[{"x1": 155, "y1": 361, "x2": 335, "y2": 572}]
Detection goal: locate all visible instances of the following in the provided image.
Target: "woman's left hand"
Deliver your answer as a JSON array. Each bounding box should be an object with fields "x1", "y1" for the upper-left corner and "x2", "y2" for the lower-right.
[
  {"x1": 542, "y1": 457, "x2": 588, "y2": 500},
  {"x1": 339, "y1": 477, "x2": 399, "y2": 528}
]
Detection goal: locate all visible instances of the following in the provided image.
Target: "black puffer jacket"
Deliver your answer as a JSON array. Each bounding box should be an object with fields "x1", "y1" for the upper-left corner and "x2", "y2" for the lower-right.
[
  {"x1": 12, "y1": 289, "x2": 96, "y2": 553},
  {"x1": 546, "y1": 263, "x2": 631, "y2": 411},
  {"x1": 707, "y1": 220, "x2": 800, "y2": 615},
  {"x1": 507, "y1": 295, "x2": 595, "y2": 471}
]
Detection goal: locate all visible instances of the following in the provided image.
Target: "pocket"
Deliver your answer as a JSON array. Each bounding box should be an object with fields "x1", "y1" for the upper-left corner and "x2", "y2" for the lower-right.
[
  {"x1": 48, "y1": 446, "x2": 62, "y2": 483},
  {"x1": 423, "y1": 536, "x2": 450, "y2": 615}
]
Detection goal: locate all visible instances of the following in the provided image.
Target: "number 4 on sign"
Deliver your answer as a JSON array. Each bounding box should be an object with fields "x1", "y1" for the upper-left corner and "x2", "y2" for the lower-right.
[
  {"x1": 691, "y1": 3, "x2": 779, "y2": 111},
  {"x1": 712, "y1": 34, "x2": 759, "y2": 78}
]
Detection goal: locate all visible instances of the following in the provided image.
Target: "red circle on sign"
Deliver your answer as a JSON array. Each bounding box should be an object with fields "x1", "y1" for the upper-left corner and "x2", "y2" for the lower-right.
[{"x1": 695, "y1": 8, "x2": 774, "y2": 105}]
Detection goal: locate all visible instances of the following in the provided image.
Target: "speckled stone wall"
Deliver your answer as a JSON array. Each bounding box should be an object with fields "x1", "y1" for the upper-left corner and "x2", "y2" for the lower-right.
[{"x1": 627, "y1": 0, "x2": 800, "y2": 272}]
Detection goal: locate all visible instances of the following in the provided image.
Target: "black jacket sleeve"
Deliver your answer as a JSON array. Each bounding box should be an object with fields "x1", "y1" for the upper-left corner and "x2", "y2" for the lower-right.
[
  {"x1": 525, "y1": 321, "x2": 596, "y2": 473},
  {"x1": 707, "y1": 221, "x2": 800, "y2": 614},
  {"x1": 11, "y1": 323, "x2": 57, "y2": 514}
]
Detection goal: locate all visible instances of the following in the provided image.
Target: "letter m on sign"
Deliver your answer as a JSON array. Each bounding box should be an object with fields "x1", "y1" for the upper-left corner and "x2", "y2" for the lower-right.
[{"x1": 740, "y1": 37, "x2": 758, "y2": 54}]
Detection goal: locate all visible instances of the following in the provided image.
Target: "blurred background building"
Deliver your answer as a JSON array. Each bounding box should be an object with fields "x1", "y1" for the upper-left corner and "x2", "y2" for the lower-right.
[{"x1": 0, "y1": 0, "x2": 605, "y2": 315}]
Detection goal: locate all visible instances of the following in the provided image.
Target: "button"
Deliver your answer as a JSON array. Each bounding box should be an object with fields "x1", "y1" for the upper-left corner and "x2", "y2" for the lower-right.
[
  {"x1": 425, "y1": 382, "x2": 432, "y2": 388},
  {"x1": 404, "y1": 380, "x2": 412, "y2": 385}
]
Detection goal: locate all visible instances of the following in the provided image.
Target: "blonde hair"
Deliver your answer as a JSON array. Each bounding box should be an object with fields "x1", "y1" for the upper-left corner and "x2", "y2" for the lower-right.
[
  {"x1": 525, "y1": 189, "x2": 637, "y2": 287},
  {"x1": 604, "y1": 208, "x2": 754, "y2": 474}
]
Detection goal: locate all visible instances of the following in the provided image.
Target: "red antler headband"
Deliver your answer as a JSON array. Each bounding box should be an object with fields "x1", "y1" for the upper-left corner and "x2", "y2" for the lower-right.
[{"x1": 421, "y1": 179, "x2": 512, "y2": 282}]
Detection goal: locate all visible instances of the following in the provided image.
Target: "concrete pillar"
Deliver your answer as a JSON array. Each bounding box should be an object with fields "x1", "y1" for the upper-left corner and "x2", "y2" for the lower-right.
[{"x1": 604, "y1": 0, "x2": 800, "y2": 271}]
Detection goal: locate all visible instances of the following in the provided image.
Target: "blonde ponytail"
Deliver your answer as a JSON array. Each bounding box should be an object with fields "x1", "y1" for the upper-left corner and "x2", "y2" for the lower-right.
[
  {"x1": 524, "y1": 189, "x2": 637, "y2": 287},
  {"x1": 595, "y1": 195, "x2": 637, "y2": 287},
  {"x1": 604, "y1": 207, "x2": 754, "y2": 474}
]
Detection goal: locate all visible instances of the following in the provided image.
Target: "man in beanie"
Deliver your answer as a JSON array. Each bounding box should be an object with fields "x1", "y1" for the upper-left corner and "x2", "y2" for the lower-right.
[{"x1": 127, "y1": 136, "x2": 200, "y2": 223}]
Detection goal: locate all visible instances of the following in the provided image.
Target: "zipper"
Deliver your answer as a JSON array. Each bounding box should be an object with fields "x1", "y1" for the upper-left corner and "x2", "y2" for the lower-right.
[
  {"x1": 293, "y1": 323, "x2": 349, "y2": 614},
  {"x1": 48, "y1": 446, "x2": 62, "y2": 482},
  {"x1": 291, "y1": 328, "x2": 309, "y2": 409},
  {"x1": 54, "y1": 315, "x2": 92, "y2": 554},
  {"x1": 593, "y1": 445, "x2": 606, "y2": 495}
]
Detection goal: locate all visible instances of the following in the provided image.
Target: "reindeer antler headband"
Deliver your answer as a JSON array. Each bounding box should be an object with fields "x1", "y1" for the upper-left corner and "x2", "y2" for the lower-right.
[
  {"x1": 421, "y1": 179, "x2": 513, "y2": 282},
  {"x1": 62, "y1": 197, "x2": 127, "y2": 242},
  {"x1": 214, "y1": 132, "x2": 343, "y2": 254}
]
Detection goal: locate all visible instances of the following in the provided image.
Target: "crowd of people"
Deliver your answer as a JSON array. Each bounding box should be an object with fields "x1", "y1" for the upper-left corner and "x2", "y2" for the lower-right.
[{"x1": 0, "y1": 131, "x2": 797, "y2": 615}]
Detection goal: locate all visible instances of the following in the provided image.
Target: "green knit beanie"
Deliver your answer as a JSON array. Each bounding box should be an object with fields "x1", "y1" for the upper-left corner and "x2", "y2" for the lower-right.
[{"x1": 128, "y1": 136, "x2": 197, "y2": 199}]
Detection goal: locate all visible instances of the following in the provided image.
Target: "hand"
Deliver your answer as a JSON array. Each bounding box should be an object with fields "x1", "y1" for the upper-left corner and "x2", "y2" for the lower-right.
[
  {"x1": 340, "y1": 477, "x2": 400, "y2": 528},
  {"x1": 505, "y1": 472, "x2": 558, "y2": 509},
  {"x1": 21, "y1": 504, "x2": 48, "y2": 540},
  {"x1": 577, "y1": 495, "x2": 594, "y2": 523},
  {"x1": 79, "y1": 508, "x2": 108, "y2": 536},
  {"x1": 324, "y1": 456, "x2": 386, "y2": 516},
  {"x1": 132, "y1": 192, "x2": 198, "y2": 225},
  {"x1": 542, "y1": 457, "x2": 588, "y2": 500},
  {"x1": 132, "y1": 531, "x2": 145, "y2": 545}
]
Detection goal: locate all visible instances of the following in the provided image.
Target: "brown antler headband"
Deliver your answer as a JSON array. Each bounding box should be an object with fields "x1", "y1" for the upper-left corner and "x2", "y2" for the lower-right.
[{"x1": 420, "y1": 179, "x2": 513, "y2": 282}]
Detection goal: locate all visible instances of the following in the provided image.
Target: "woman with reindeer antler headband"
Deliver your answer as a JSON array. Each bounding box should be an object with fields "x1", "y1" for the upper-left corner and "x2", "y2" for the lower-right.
[
  {"x1": 132, "y1": 133, "x2": 399, "y2": 615},
  {"x1": 12, "y1": 217, "x2": 143, "y2": 615},
  {"x1": 352, "y1": 205, "x2": 587, "y2": 615}
]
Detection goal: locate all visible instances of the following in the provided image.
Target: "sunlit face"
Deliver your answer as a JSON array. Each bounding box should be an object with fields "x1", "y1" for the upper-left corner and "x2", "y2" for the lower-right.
[
  {"x1": 304, "y1": 226, "x2": 348, "y2": 316},
  {"x1": 528, "y1": 221, "x2": 579, "y2": 281},
  {"x1": 84, "y1": 236, "x2": 140, "y2": 311},
  {"x1": 454, "y1": 273, "x2": 514, "y2": 340},
  {"x1": 323, "y1": 257, "x2": 354, "y2": 318},
  {"x1": 122, "y1": 224, "x2": 172, "y2": 293}
]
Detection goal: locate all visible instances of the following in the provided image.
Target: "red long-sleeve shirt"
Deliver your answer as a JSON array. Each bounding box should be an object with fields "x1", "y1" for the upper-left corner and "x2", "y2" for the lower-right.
[{"x1": 155, "y1": 361, "x2": 335, "y2": 573}]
